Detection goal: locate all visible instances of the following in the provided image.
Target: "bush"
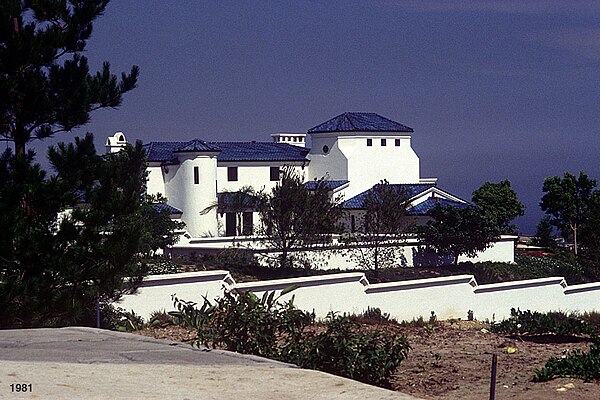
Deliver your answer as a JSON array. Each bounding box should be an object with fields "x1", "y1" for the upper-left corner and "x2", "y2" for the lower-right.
[
  {"x1": 491, "y1": 308, "x2": 596, "y2": 336},
  {"x1": 294, "y1": 313, "x2": 410, "y2": 387},
  {"x1": 102, "y1": 306, "x2": 145, "y2": 332},
  {"x1": 172, "y1": 290, "x2": 410, "y2": 387},
  {"x1": 349, "y1": 307, "x2": 398, "y2": 325},
  {"x1": 534, "y1": 338, "x2": 600, "y2": 382},
  {"x1": 172, "y1": 288, "x2": 311, "y2": 358}
]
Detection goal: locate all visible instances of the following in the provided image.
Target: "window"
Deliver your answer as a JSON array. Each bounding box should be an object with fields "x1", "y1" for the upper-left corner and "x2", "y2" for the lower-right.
[
  {"x1": 322, "y1": 145, "x2": 329, "y2": 154},
  {"x1": 395, "y1": 139, "x2": 400, "y2": 146},
  {"x1": 270, "y1": 166, "x2": 280, "y2": 181},
  {"x1": 381, "y1": 139, "x2": 387, "y2": 146},
  {"x1": 367, "y1": 138, "x2": 372, "y2": 146},
  {"x1": 227, "y1": 166, "x2": 238, "y2": 181},
  {"x1": 193, "y1": 166, "x2": 199, "y2": 184}
]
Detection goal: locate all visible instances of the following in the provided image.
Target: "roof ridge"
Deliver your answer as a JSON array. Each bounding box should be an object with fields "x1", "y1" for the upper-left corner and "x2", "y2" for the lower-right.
[{"x1": 344, "y1": 113, "x2": 358, "y2": 131}]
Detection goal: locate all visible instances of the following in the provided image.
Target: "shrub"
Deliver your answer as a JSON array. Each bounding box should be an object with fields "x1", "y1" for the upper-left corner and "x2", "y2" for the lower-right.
[
  {"x1": 293, "y1": 313, "x2": 410, "y2": 387},
  {"x1": 172, "y1": 290, "x2": 410, "y2": 387},
  {"x1": 349, "y1": 307, "x2": 398, "y2": 325},
  {"x1": 172, "y1": 287, "x2": 311, "y2": 358},
  {"x1": 103, "y1": 306, "x2": 145, "y2": 332},
  {"x1": 491, "y1": 308, "x2": 596, "y2": 336},
  {"x1": 148, "y1": 309, "x2": 176, "y2": 327},
  {"x1": 534, "y1": 338, "x2": 600, "y2": 382}
]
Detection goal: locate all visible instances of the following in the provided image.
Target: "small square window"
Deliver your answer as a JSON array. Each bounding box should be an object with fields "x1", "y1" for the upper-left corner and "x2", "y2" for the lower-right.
[
  {"x1": 395, "y1": 139, "x2": 400, "y2": 146},
  {"x1": 270, "y1": 166, "x2": 280, "y2": 181},
  {"x1": 227, "y1": 166, "x2": 238, "y2": 181},
  {"x1": 381, "y1": 139, "x2": 387, "y2": 146},
  {"x1": 367, "y1": 139, "x2": 372, "y2": 146},
  {"x1": 193, "y1": 166, "x2": 199, "y2": 184}
]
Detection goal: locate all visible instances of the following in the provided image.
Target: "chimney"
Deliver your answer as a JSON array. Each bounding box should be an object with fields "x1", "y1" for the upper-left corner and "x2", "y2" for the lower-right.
[
  {"x1": 270, "y1": 132, "x2": 307, "y2": 148},
  {"x1": 105, "y1": 132, "x2": 128, "y2": 153}
]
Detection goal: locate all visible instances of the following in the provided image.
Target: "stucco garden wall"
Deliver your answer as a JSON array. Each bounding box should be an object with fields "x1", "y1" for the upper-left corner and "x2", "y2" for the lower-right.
[
  {"x1": 168, "y1": 235, "x2": 517, "y2": 269},
  {"x1": 118, "y1": 270, "x2": 600, "y2": 323}
]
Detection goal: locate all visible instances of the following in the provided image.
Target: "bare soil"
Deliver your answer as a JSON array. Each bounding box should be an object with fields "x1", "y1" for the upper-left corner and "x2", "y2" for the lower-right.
[
  {"x1": 391, "y1": 320, "x2": 598, "y2": 399},
  {"x1": 135, "y1": 321, "x2": 600, "y2": 399}
]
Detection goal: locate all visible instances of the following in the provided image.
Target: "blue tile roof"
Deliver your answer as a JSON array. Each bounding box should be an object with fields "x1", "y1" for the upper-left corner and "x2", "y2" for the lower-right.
[
  {"x1": 308, "y1": 112, "x2": 413, "y2": 134},
  {"x1": 143, "y1": 142, "x2": 183, "y2": 163},
  {"x1": 152, "y1": 203, "x2": 183, "y2": 215},
  {"x1": 175, "y1": 139, "x2": 221, "y2": 153},
  {"x1": 406, "y1": 197, "x2": 468, "y2": 216},
  {"x1": 341, "y1": 183, "x2": 436, "y2": 209},
  {"x1": 304, "y1": 180, "x2": 349, "y2": 190},
  {"x1": 144, "y1": 141, "x2": 309, "y2": 163},
  {"x1": 213, "y1": 142, "x2": 309, "y2": 162}
]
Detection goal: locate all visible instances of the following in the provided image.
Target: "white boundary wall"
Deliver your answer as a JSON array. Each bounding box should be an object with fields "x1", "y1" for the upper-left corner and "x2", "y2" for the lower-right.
[
  {"x1": 167, "y1": 235, "x2": 517, "y2": 268},
  {"x1": 118, "y1": 271, "x2": 234, "y2": 319},
  {"x1": 118, "y1": 270, "x2": 600, "y2": 322}
]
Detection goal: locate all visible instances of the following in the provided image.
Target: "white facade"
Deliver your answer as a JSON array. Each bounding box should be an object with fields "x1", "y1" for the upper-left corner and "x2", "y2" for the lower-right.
[
  {"x1": 110, "y1": 112, "x2": 465, "y2": 239},
  {"x1": 307, "y1": 132, "x2": 420, "y2": 199}
]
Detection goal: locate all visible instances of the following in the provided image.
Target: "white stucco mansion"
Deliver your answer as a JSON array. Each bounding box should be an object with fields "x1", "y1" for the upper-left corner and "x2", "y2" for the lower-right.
[{"x1": 106, "y1": 112, "x2": 467, "y2": 239}]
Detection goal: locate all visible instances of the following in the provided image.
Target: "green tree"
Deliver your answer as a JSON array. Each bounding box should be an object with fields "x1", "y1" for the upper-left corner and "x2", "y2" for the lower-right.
[
  {"x1": 417, "y1": 204, "x2": 499, "y2": 266},
  {"x1": 0, "y1": 1, "x2": 138, "y2": 156},
  {"x1": 532, "y1": 215, "x2": 556, "y2": 249},
  {"x1": 472, "y1": 180, "x2": 524, "y2": 234},
  {"x1": 540, "y1": 172, "x2": 597, "y2": 255},
  {"x1": 0, "y1": 135, "x2": 181, "y2": 328},
  {"x1": 344, "y1": 181, "x2": 411, "y2": 272},
  {"x1": 580, "y1": 191, "x2": 600, "y2": 264},
  {"x1": 256, "y1": 169, "x2": 342, "y2": 268}
]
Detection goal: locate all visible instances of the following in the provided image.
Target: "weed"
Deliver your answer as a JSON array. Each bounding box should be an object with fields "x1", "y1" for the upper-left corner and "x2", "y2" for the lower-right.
[
  {"x1": 491, "y1": 308, "x2": 596, "y2": 336},
  {"x1": 534, "y1": 338, "x2": 600, "y2": 382},
  {"x1": 349, "y1": 307, "x2": 398, "y2": 325}
]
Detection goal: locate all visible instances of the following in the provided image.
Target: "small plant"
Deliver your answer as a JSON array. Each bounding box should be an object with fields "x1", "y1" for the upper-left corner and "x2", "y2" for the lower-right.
[
  {"x1": 491, "y1": 308, "x2": 596, "y2": 337},
  {"x1": 430, "y1": 352, "x2": 442, "y2": 367},
  {"x1": 534, "y1": 338, "x2": 600, "y2": 382},
  {"x1": 109, "y1": 308, "x2": 145, "y2": 332},
  {"x1": 349, "y1": 307, "x2": 398, "y2": 325},
  {"x1": 148, "y1": 309, "x2": 175, "y2": 327},
  {"x1": 429, "y1": 311, "x2": 438, "y2": 325}
]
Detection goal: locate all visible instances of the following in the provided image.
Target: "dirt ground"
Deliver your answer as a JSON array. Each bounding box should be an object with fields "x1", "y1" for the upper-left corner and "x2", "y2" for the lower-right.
[
  {"x1": 391, "y1": 320, "x2": 598, "y2": 399},
  {"x1": 135, "y1": 322, "x2": 600, "y2": 399}
]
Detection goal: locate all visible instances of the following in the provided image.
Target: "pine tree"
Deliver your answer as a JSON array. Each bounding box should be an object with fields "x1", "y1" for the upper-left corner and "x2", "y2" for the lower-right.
[{"x1": 0, "y1": 1, "x2": 138, "y2": 156}]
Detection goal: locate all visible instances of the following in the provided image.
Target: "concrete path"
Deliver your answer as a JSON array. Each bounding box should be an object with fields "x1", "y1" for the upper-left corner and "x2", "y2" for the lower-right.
[{"x1": 0, "y1": 327, "x2": 420, "y2": 399}]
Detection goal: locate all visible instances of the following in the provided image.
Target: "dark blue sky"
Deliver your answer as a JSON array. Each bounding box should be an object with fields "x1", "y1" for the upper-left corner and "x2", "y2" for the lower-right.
[{"x1": 28, "y1": 1, "x2": 600, "y2": 234}]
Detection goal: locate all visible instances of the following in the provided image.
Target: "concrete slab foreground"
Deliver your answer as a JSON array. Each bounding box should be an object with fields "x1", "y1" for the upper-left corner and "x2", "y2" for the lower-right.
[{"x1": 0, "y1": 327, "x2": 420, "y2": 399}]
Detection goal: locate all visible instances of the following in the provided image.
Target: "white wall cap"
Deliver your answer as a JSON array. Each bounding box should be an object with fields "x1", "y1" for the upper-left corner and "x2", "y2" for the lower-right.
[
  {"x1": 366, "y1": 275, "x2": 477, "y2": 294},
  {"x1": 235, "y1": 272, "x2": 368, "y2": 292},
  {"x1": 474, "y1": 277, "x2": 567, "y2": 294},
  {"x1": 139, "y1": 270, "x2": 234, "y2": 288},
  {"x1": 564, "y1": 282, "x2": 600, "y2": 295}
]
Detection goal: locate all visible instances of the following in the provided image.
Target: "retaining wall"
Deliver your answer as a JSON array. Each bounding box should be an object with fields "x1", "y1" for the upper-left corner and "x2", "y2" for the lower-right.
[{"x1": 117, "y1": 270, "x2": 600, "y2": 322}]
